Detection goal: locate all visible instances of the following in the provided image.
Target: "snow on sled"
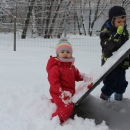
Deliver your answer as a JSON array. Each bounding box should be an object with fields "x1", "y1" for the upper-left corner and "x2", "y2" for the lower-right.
[
  {"x1": 75, "y1": 39, "x2": 130, "y2": 107},
  {"x1": 71, "y1": 39, "x2": 130, "y2": 119}
]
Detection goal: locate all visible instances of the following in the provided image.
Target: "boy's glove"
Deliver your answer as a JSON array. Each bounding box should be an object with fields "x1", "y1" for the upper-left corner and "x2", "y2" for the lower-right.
[
  {"x1": 87, "y1": 83, "x2": 93, "y2": 89},
  {"x1": 117, "y1": 26, "x2": 124, "y2": 35}
]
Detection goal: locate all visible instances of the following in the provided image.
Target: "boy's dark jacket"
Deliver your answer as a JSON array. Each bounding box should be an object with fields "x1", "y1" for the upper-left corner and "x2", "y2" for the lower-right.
[{"x1": 100, "y1": 20, "x2": 130, "y2": 70}]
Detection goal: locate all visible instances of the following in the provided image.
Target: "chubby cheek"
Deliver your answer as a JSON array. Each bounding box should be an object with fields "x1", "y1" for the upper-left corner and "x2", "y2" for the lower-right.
[
  {"x1": 118, "y1": 23, "x2": 124, "y2": 27},
  {"x1": 57, "y1": 53, "x2": 72, "y2": 59},
  {"x1": 67, "y1": 54, "x2": 72, "y2": 58},
  {"x1": 68, "y1": 54, "x2": 72, "y2": 57},
  {"x1": 57, "y1": 54, "x2": 63, "y2": 58},
  {"x1": 114, "y1": 19, "x2": 126, "y2": 27}
]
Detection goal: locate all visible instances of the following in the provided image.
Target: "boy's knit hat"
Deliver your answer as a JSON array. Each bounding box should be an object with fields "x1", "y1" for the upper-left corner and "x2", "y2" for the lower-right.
[
  {"x1": 109, "y1": 6, "x2": 126, "y2": 25},
  {"x1": 56, "y1": 37, "x2": 73, "y2": 55}
]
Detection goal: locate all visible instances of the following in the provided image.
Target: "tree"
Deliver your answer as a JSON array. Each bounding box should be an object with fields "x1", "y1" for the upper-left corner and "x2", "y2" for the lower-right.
[
  {"x1": 21, "y1": 0, "x2": 35, "y2": 39},
  {"x1": 44, "y1": 0, "x2": 63, "y2": 38},
  {"x1": 88, "y1": 0, "x2": 108, "y2": 36}
]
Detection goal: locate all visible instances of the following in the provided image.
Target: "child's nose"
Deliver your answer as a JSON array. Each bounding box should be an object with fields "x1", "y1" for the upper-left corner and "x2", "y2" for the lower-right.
[{"x1": 120, "y1": 22, "x2": 125, "y2": 26}]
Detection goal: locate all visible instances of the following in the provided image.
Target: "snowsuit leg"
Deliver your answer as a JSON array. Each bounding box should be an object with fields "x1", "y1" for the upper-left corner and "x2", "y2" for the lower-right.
[
  {"x1": 52, "y1": 103, "x2": 74, "y2": 124},
  {"x1": 51, "y1": 95, "x2": 74, "y2": 124},
  {"x1": 101, "y1": 69, "x2": 128, "y2": 96},
  {"x1": 116, "y1": 70, "x2": 128, "y2": 94}
]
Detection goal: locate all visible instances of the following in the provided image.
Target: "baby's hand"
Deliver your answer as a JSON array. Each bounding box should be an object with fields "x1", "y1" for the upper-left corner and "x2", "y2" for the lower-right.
[
  {"x1": 80, "y1": 73, "x2": 93, "y2": 82},
  {"x1": 87, "y1": 83, "x2": 93, "y2": 89},
  {"x1": 60, "y1": 91, "x2": 72, "y2": 104},
  {"x1": 84, "y1": 75, "x2": 93, "y2": 82}
]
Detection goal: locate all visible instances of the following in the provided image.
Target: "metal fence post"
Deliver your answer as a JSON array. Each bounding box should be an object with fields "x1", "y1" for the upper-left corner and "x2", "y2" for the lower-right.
[
  {"x1": 63, "y1": 1, "x2": 67, "y2": 37},
  {"x1": 14, "y1": 1, "x2": 17, "y2": 51},
  {"x1": 14, "y1": 16, "x2": 16, "y2": 51}
]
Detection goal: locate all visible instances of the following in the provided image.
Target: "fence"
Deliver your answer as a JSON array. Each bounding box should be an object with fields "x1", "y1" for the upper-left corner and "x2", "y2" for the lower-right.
[
  {"x1": 0, "y1": 33, "x2": 101, "y2": 52},
  {"x1": 0, "y1": 1, "x2": 130, "y2": 52}
]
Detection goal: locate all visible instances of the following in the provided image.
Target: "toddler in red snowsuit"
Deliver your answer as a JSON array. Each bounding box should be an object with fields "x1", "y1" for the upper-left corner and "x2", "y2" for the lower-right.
[{"x1": 46, "y1": 37, "x2": 92, "y2": 124}]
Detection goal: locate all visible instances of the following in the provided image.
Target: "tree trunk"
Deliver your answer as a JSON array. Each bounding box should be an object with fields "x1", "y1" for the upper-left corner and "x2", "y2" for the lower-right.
[
  {"x1": 46, "y1": 1, "x2": 61, "y2": 38},
  {"x1": 74, "y1": 9, "x2": 76, "y2": 35},
  {"x1": 88, "y1": 1, "x2": 92, "y2": 36},
  {"x1": 44, "y1": 0, "x2": 54, "y2": 38},
  {"x1": 81, "y1": 14, "x2": 86, "y2": 35},
  {"x1": 90, "y1": 0, "x2": 100, "y2": 35},
  {"x1": 21, "y1": 0, "x2": 35, "y2": 39},
  {"x1": 75, "y1": 10, "x2": 82, "y2": 35}
]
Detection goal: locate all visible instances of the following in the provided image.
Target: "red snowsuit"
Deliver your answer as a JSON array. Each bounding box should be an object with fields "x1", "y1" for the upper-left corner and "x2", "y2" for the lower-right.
[{"x1": 46, "y1": 56, "x2": 83, "y2": 123}]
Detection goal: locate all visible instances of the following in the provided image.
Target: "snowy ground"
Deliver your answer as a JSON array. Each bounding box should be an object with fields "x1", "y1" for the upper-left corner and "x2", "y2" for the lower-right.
[{"x1": 0, "y1": 36, "x2": 130, "y2": 130}]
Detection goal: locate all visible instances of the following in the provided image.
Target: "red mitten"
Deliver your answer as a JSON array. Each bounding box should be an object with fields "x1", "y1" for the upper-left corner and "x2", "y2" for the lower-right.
[
  {"x1": 63, "y1": 93, "x2": 70, "y2": 100},
  {"x1": 60, "y1": 91, "x2": 72, "y2": 104},
  {"x1": 80, "y1": 73, "x2": 93, "y2": 82},
  {"x1": 87, "y1": 83, "x2": 93, "y2": 89}
]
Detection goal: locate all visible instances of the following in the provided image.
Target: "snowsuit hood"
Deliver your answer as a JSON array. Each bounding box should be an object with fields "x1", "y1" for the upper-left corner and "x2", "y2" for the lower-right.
[{"x1": 46, "y1": 56, "x2": 61, "y2": 73}]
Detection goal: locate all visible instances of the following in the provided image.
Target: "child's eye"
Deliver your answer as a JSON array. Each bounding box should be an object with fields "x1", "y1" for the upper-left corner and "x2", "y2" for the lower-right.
[
  {"x1": 117, "y1": 21, "x2": 121, "y2": 23},
  {"x1": 117, "y1": 20, "x2": 125, "y2": 24},
  {"x1": 61, "y1": 51, "x2": 65, "y2": 53},
  {"x1": 60, "y1": 50, "x2": 70, "y2": 53},
  {"x1": 66, "y1": 51, "x2": 70, "y2": 53}
]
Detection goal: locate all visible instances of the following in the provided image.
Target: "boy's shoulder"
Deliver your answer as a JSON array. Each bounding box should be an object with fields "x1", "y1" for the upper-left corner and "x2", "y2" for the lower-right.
[
  {"x1": 100, "y1": 20, "x2": 121, "y2": 36},
  {"x1": 101, "y1": 20, "x2": 113, "y2": 31}
]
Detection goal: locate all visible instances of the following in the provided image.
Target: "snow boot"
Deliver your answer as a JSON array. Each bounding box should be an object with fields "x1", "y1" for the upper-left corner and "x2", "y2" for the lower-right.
[
  {"x1": 114, "y1": 93, "x2": 123, "y2": 101},
  {"x1": 100, "y1": 93, "x2": 110, "y2": 101}
]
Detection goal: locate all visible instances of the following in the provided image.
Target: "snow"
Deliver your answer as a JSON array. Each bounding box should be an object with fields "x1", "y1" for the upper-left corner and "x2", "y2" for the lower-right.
[{"x1": 0, "y1": 34, "x2": 130, "y2": 130}]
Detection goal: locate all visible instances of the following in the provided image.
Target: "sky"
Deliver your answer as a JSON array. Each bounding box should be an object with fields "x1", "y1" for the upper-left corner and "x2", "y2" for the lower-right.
[{"x1": 0, "y1": 35, "x2": 130, "y2": 130}]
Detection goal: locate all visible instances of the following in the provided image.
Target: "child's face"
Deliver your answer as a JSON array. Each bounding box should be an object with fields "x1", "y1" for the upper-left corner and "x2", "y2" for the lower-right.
[
  {"x1": 58, "y1": 50, "x2": 72, "y2": 59},
  {"x1": 113, "y1": 16, "x2": 126, "y2": 28}
]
